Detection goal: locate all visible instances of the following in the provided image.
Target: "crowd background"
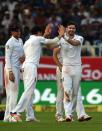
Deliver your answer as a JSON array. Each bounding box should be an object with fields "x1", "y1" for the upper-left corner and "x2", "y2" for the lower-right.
[{"x1": 0, "y1": 0, "x2": 102, "y2": 56}]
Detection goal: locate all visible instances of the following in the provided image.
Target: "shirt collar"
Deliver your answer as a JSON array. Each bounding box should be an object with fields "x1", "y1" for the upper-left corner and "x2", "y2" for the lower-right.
[
  {"x1": 30, "y1": 35, "x2": 36, "y2": 38},
  {"x1": 11, "y1": 36, "x2": 20, "y2": 42}
]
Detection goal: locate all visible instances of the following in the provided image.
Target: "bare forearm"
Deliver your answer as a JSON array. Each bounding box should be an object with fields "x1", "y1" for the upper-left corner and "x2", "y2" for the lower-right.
[
  {"x1": 67, "y1": 39, "x2": 80, "y2": 46},
  {"x1": 64, "y1": 35, "x2": 80, "y2": 46},
  {"x1": 54, "y1": 57, "x2": 62, "y2": 67},
  {"x1": 53, "y1": 49, "x2": 62, "y2": 67}
]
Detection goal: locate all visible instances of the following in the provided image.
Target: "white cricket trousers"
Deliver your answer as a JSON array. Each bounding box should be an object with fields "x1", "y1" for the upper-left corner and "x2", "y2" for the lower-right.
[
  {"x1": 56, "y1": 67, "x2": 64, "y2": 117},
  {"x1": 12, "y1": 63, "x2": 37, "y2": 119},
  {"x1": 76, "y1": 87, "x2": 87, "y2": 118},
  {"x1": 56, "y1": 66, "x2": 87, "y2": 118},
  {"x1": 4, "y1": 66, "x2": 20, "y2": 120},
  {"x1": 62, "y1": 65, "x2": 82, "y2": 117}
]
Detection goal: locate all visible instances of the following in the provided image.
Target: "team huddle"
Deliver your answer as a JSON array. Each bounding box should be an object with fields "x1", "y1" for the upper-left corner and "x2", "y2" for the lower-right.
[{"x1": 4, "y1": 21, "x2": 92, "y2": 122}]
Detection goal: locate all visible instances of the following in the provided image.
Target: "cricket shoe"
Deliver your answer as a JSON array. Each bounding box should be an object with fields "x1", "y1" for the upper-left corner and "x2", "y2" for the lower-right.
[
  {"x1": 3, "y1": 115, "x2": 10, "y2": 122},
  {"x1": 55, "y1": 114, "x2": 65, "y2": 122},
  {"x1": 9, "y1": 113, "x2": 22, "y2": 122},
  {"x1": 65, "y1": 115, "x2": 73, "y2": 122},
  {"x1": 78, "y1": 115, "x2": 92, "y2": 122},
  {"x1": 3, "y1": 119, "x2": 9, "y2": 122},
  {"x1": 26, "y1": 117, "x2": 40, "y2": 122},
  {"x1": 57, "y1": 117, "x2": 65, "y2": 122}
]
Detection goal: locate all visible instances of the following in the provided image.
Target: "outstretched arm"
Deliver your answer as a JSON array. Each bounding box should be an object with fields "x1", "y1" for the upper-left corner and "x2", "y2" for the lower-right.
[{"x1": 43, "y1": 24, "x2": 65, "y2": 45}]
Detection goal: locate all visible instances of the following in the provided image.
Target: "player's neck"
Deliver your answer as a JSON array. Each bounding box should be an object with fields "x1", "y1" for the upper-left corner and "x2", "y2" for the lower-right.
[
  {"x1": 12, "y1": 35, "x2": 19, "y2": 40},
  {"x1": 66, "y1": 32, "x2": 75, "y2": 38},
  {"x1": 68, "y1": 34, "x2": 75, "y2": 39}
]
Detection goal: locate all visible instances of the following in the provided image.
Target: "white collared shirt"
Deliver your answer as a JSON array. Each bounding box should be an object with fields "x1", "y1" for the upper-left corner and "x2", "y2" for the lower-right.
[
  {"x1": 59, "y1": 34, "x2": 84, "y2": 66},
  {"x1": 23, "y1": 35, "x2": 59, "y2": 66},
  {"x1": 5, "y1": 36, "x2": 24, "y2": 70}
]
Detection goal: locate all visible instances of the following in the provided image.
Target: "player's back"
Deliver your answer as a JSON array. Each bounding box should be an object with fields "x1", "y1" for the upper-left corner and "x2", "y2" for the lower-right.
[{"x1": 24, "y1": 35, "x2": 42, "y2": 66}]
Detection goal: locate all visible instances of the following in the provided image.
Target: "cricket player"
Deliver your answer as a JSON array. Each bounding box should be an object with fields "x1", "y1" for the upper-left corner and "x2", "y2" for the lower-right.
[
  {"x1": 53, "y1": 46, "x2": 92, "y2": 122},
  {"x1": 10, "y1": 24, "x2": 64, "y2": 122},
  {"x1": 4, "y1": 24, "x2": 34, "y2": 122},
  {"x1": 58, "y1": 21, "x2": 91, "y2": 121},
  {"x1": 4, "y1": 24, "x2": 24, "y2": 122}
]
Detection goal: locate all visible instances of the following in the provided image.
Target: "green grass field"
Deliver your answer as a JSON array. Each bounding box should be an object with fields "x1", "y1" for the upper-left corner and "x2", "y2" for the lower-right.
[{"x1": 0, "y1": 112, "x2": 102, "y2": 131}]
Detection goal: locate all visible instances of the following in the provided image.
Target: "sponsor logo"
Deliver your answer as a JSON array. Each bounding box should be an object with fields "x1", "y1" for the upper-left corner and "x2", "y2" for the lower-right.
[{"x1": 82, "y1": 64, "x2": 102, "y2": 80}]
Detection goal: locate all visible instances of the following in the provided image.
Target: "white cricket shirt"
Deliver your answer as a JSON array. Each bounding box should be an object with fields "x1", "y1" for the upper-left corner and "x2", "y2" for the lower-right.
[
  {"x1": 23, "y1": 35, "x2": 59, "y2": 66},
  {"x1": 5, "y1": 36, "x2": 24, "y2": 70},
  {"x1": 59, "y1": 34, "x2": 84, "y2": 66}
]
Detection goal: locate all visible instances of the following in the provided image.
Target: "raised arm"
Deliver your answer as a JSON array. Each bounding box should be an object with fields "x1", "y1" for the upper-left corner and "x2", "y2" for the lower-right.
[{"x1": 43, "y1": 24, "x2": 65, "y2": 45}]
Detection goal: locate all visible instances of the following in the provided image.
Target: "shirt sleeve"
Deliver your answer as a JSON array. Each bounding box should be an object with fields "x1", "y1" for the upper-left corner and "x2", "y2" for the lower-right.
[
  {"x1": 40, "y1": 37, "x2": 60, "y2": 46},
  {"x1": 57, "y1": 39, "x2": 62, "y2": 46},
  {"x1": 19, "y1": 38, "x2": 25, "y2": 57},
  {"x1": 5, "y1": 42, "x2": 14, "y2": 71},
  {"x1": 77, "y1": 36, "x2": 84, "y2": 45}
]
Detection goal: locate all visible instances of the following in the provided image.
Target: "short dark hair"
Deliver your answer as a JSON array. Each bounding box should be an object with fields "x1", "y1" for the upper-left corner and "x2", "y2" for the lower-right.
[
  {"x1": 66, "y1": 21, "x2": 77, "y2": 27},
  {"x1": 31, "y1": 26, "x2": 42, "y2": 34},
  {"x1": 9, "y1": 23, "x2": 21, "y2": 32}
]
